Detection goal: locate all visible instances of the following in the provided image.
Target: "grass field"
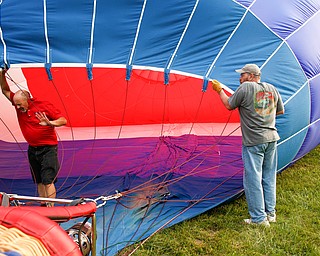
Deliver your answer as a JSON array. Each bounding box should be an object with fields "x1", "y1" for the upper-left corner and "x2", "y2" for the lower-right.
[{"x1": 121, "y1": 145, "x2": 320, "y2": 256}]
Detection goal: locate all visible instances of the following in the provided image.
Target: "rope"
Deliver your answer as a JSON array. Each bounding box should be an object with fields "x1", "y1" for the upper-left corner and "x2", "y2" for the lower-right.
[{"x1": 0, "y1": 225, "x2": 50, "y2": 256}]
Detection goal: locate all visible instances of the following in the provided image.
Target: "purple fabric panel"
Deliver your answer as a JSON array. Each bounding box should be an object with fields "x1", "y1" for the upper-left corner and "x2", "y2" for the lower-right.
[
  {"x1": 295, "y1": 75, "x2": 320, "y2": 159},
  {"x1": 287, "y1": 12, "x2": 320, "y2": 79},
  {"x1": 57, "y1": 135, "x2": 243, "y2": 179},
  {"x1": 0, "y1": 135, "x2": 243, "y2": 197},
  {"x1": 0, "y1": 133, "x2": 244, "y2": 255},
  {"x1": 295, "y1": 123, "x2": 320, "y2": 160},
  {"x1": 293, "y1": 75, "x2": 320, "y2": 160},
  {"x1": 234, "y1": 0, "x2": 254, "y2": 8},
  {"x1": 251, "y1": 0, "x2": 320, "y2": 39},
  {"x1": 310, "y1": 76, "x2": 320, "y2": 123}
]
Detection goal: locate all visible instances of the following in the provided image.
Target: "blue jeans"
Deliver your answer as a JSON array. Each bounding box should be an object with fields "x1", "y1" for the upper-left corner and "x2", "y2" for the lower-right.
[{"x1": 242, "y1": 142, "x2": 277, "y2": 223}]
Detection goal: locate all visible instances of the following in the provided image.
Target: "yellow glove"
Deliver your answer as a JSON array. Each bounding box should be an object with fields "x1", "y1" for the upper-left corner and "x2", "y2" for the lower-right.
[{"x1": 211, "y1": 80, "x2": 222, "y2": 93}]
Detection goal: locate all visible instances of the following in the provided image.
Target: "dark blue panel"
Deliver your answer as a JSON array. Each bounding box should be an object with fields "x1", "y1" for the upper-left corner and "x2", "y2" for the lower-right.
[
  {"x1": 261, "y1": 43, "x2": 307, "y2": 103},
  {"x1": 252, "y1": 0, "x2": 320, "y2": 39},
  {"x1": 133, "y1": 0, "x2": 197, "y2": 68},
  {"x1": 172, "y1": 0, "x2": 244, "y2": 76},
  {"x1": 46, "y1": 0, "x2": 93, "y2": 63},
  {"x1": 93, "y1": 0, "x2": 145, "y2": 64},
  {"x1": 287, "y1": 12, "x2": 320, "y2": 79},
  {"x1": 1, "y1": 0, "x2": 46, "y2": 64}
]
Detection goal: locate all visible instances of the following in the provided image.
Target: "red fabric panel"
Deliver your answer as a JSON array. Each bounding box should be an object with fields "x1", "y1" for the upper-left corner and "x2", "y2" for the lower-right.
[{"x1": 22, "y1": 67, "x2": 240, "y2": 127}]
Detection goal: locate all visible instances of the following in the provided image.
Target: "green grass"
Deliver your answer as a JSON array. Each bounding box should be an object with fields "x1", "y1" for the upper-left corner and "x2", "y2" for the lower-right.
[{"x1": 119, "y1": 145, "x2": 320, "y2": 256}]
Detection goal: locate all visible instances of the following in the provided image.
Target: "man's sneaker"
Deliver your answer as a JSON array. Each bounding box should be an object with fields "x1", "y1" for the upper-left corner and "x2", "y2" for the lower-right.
[
  {"x1": 267, "y1": 213, "x2": 276, "y2": 223},
  {"x1": 243, "y1": 218, "x2": 270, "y2": 227}
]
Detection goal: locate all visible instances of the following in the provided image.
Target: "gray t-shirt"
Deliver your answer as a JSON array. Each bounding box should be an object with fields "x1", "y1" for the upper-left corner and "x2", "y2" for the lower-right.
[{"x1": 228, "y1": 82, "x2": 284, "y2": 146}]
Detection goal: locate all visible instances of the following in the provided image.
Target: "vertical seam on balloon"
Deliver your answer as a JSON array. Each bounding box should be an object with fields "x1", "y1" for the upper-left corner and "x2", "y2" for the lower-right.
[
  {"x1": 88, "y1": 0, "x2": 97, "y2": 65},
  {"x1": 0, "y1": 14, "x2": 7, "y2": 65},
  {"x1": 166, "y1": 0, "x2": 200, "y2": 71},
  {"x1": 43, "y1": 0, "x2": 50, "y2": 64},
  {"x1": 128, "y1": 0, "x2": 148, "y2": 66}
]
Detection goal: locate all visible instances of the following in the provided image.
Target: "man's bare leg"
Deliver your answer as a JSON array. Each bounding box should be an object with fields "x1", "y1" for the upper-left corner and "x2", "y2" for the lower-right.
[{"x1": 37, "y1": 183, "x2": 56, "y2": 207}]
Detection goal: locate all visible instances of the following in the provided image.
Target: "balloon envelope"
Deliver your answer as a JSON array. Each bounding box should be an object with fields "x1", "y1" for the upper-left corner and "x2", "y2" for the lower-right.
[{"x1": 0, "y1": 0, "x2": 319, "y2": 254}]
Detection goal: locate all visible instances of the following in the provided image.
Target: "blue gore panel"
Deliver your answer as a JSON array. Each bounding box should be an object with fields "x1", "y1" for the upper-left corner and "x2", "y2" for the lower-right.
[
  {"x1": 1, "y1": 1, "x2": 46, "y2": 64},
  {"x1": 208, "y1": 11, "x2": 282, "y2": 90},
  {"x1": 276, "y1": 84, "x2": 310, "y2": 170},
  {"x1": 132, "y1": 0, "x2": 197, "y2": 68},
  {"x1": 93, "y1": 0, "x2": 145, "y2": 64},
  {"x1": 172, "y1": 0, "x2": 244, "y2": 75},
  {"x1": 261, "y1": 43, "x2": 307, "y2": 103},
  {"x1": 45, "y1": 0, "x2": 94, "y2": 63},
  {"x1": 277, "y1": 130, "x2": 306, "y2": 171}
]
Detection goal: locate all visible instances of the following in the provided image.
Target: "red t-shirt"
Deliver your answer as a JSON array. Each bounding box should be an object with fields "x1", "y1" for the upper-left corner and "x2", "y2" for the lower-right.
[{"x1": 10, "y1": 92, "x2": 63, "y2": 146}]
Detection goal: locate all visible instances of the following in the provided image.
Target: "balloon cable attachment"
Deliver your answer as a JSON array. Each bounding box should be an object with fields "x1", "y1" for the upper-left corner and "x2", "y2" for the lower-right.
[{"x1": 93, "y1": 191, "x2": 123, "y2": 208}]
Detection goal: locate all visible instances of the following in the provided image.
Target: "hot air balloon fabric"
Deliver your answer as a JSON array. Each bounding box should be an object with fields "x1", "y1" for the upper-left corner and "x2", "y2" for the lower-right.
[{"x1": 0, "y1": 0, "x2": 319, "y2": 254}]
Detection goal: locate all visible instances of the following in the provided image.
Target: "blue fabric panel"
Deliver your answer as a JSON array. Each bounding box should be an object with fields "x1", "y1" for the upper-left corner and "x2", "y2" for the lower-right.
[
  {"x1": 1, "y1": 0, "x2": 46, "y2": 64},
  {"x1": 276, "y1": 85, "x2": 310, "y2": 170},
  {"x1": 276, "y1": 84, "x2": 310, "y2": 142},
  {"x1": 93, "y1": 0, "x2": 144, "y2": 64},
  {"x1": 208, "y1": 11, "x2": 282, "y2": 90},
  {"x1": 172, "y1": 0, "x2": 244, "y2": 75},
  {"x1": 277, "y1": 129, "x2": 306, "y2": 171},
  {"x1": 251, "y1": 0, "x2": 320, "y2": 39},
  {"x1": 287, "y1": 12, "x2": 320, "y2": 79},
  {"x1": 132, "y1": 0, "x2": 197, "y2": 68},
  {"x1": 261, "y1": 43, "x2": 307, "y2": 103},
  {"x1": 45, "y1": 0, "x2": 93, "y2": 63}
]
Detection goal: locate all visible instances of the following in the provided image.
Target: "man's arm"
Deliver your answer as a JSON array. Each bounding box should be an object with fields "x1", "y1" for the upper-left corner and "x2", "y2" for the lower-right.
[
  {"x1": 0, "y1": 68, "x2": 11, "y2": 100},
  {"x1": 218, "y1": 90, "x2": 232, "y2": 110},
  {"x1": 211, "y1": 80, "x2": 233, "y2": 110},
  {"x1": 35, "y1": 112, "x2": 67, "y2": 127},
  {"x1": 50, "y1": 116, "x2": 67, "y2": 127}
]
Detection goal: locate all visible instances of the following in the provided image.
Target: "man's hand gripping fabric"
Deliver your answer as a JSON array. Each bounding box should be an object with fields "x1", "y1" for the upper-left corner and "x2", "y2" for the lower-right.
[{"x1": 211, "y1": 80, "x2": 222, "y2": 93}]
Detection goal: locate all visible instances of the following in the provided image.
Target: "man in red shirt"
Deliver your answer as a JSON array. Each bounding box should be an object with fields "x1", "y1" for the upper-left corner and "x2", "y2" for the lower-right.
[{"x1": 0, "y1": 68, "x2": 67, "y2": 206}]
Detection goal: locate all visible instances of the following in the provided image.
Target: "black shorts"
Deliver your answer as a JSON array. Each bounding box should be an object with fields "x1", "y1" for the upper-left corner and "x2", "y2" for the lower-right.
[{"x1": 28, "y1": 145, "x2": 59, "y2": 185}]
